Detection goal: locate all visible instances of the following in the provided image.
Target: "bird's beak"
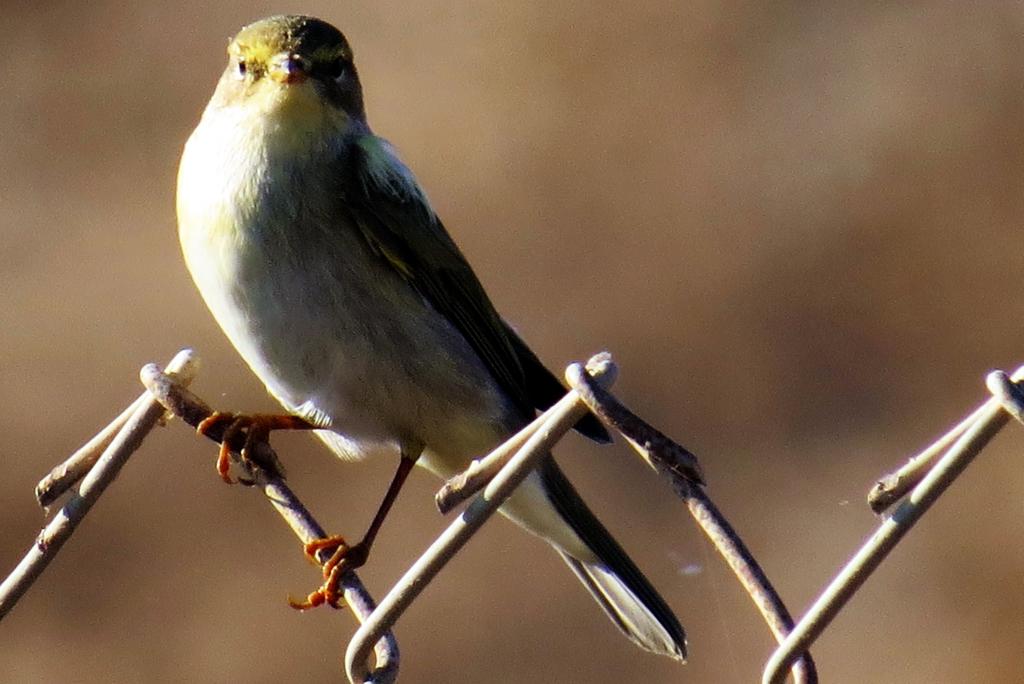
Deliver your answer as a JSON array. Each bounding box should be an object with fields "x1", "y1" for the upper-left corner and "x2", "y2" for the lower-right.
[{"x1": 269, "y1": 53, "x2": 310, "y2": 85}]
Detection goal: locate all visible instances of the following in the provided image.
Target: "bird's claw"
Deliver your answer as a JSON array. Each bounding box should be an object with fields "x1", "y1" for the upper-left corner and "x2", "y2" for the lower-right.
[
  {"x1": 288, "y1": 536, "x2": 369, "y2": 610},
  {"x1": 196, "y1": 412, "x2": 306, "y2": 483}
]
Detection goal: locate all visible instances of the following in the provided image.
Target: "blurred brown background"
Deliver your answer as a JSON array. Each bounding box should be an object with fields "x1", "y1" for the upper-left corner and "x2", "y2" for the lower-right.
[{"x1": 3, "y1": 2, "x2": 1024, "y2": 682}]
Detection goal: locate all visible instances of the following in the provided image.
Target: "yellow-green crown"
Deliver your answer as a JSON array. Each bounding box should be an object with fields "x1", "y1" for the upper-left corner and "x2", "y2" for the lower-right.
[{"x1": 230, "y1": 15, "x2": 353, "y2": 66}]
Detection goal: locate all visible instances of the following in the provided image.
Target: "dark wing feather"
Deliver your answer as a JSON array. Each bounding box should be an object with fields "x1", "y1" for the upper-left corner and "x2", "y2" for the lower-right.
[
  {"x1": 342, "y1": 135, "x2": 607, "y2": 441},
  {"x1": 503, "y1": 322, "x2": 610, "y2": 443}
]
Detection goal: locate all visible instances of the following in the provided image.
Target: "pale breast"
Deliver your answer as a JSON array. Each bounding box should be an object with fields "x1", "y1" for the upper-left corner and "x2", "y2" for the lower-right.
[{"x1": 177, "y1": 106, "x2": 516, "y2": 462}]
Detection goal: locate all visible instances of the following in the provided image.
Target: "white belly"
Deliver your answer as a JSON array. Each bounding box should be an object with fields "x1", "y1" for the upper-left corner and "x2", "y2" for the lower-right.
[
  {"x1": 176, "y1": 101, "x2": 594, "y2": 564},
  {"x1": 176, "y1": 110, "x2": 516, "y2": 465}
]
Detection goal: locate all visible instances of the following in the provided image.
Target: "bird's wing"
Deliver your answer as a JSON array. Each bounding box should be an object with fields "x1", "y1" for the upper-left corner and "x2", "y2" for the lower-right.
[
  {"x1": 341, "y1": 135, "x2": 608, "y2": 442},
  {"x1": 502, "y1": 321, "x2": 610, "y2": 442}
]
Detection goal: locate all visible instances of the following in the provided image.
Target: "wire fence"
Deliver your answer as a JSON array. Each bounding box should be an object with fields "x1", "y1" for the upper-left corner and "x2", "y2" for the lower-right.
[{"x1": 2, "y1": 348, "x2": 1021, "y2": 682}]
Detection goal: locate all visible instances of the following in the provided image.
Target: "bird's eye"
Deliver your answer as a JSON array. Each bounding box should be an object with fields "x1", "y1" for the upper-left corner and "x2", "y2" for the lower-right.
[
  {"x1": 327, "y1": 58, "x2": 347, "y2": 80},
  {"x1": 236, "y1": 60, "x2": 248, "y2": 78}
]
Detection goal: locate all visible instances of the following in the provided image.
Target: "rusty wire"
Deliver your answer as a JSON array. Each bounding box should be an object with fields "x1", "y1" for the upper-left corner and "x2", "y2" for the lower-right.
[{"x1": 4, "y1": 350, "x2": 1024, "y2": 682}]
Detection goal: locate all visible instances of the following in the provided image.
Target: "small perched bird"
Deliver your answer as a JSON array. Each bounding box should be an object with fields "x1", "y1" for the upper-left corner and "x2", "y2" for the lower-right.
[{"x1": 177, "y1": 14, "x2": 685, "y2": 660}]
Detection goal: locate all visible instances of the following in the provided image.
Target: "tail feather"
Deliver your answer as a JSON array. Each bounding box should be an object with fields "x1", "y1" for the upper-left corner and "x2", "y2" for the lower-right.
[
  {"x1": 559, "y1": 552, "x2": 687, "y2": 661},
  {"x1": 539, "y1": 458, "x2": 686, "y2": 661}
]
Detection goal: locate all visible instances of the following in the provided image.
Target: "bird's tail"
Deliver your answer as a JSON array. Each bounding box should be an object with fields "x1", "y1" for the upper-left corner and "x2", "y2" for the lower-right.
[
  {"x1": 557, "y1": 551, "x2": 686, "y2": 660},
  {"x1": 518, "y1": 458, "x2": 687, "y2": 661}
]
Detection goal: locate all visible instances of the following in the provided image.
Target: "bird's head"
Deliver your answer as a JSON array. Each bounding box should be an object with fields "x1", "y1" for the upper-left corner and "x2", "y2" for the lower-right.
[{"x1": 209, "y1": 15, "x2": 365, "y2": 126}]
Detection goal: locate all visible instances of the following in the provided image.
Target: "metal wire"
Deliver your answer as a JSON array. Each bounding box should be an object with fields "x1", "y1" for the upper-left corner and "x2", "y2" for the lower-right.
[
  {"x1": 761, "y1": 365, "x2": 1024, "y2": 684},
  {"x1": 10, "y1": 350, "x2": 1024, "y2": 682}
]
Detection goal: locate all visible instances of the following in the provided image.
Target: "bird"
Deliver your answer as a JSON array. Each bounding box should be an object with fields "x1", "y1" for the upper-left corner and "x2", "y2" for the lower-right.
[{"x1": 176, "y1": 14, "x2": 685, "y2": 661}]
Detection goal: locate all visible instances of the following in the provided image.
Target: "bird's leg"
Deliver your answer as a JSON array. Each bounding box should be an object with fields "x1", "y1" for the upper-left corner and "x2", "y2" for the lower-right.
[
  {"x1": 196, "y1": 412, "x2": 316, "y2": 484},
  {"x1": 290, "y1": 452, "x2": 419, "y2": 610}
]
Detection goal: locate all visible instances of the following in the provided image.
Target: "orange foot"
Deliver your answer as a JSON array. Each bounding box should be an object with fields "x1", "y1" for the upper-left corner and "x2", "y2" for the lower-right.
[
  {"x1": 288, "y1": 535, "x2": 370, "y2": 610},
  {"x1": 196, "y1": 412, "x2": 314, "y2": 484}
]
